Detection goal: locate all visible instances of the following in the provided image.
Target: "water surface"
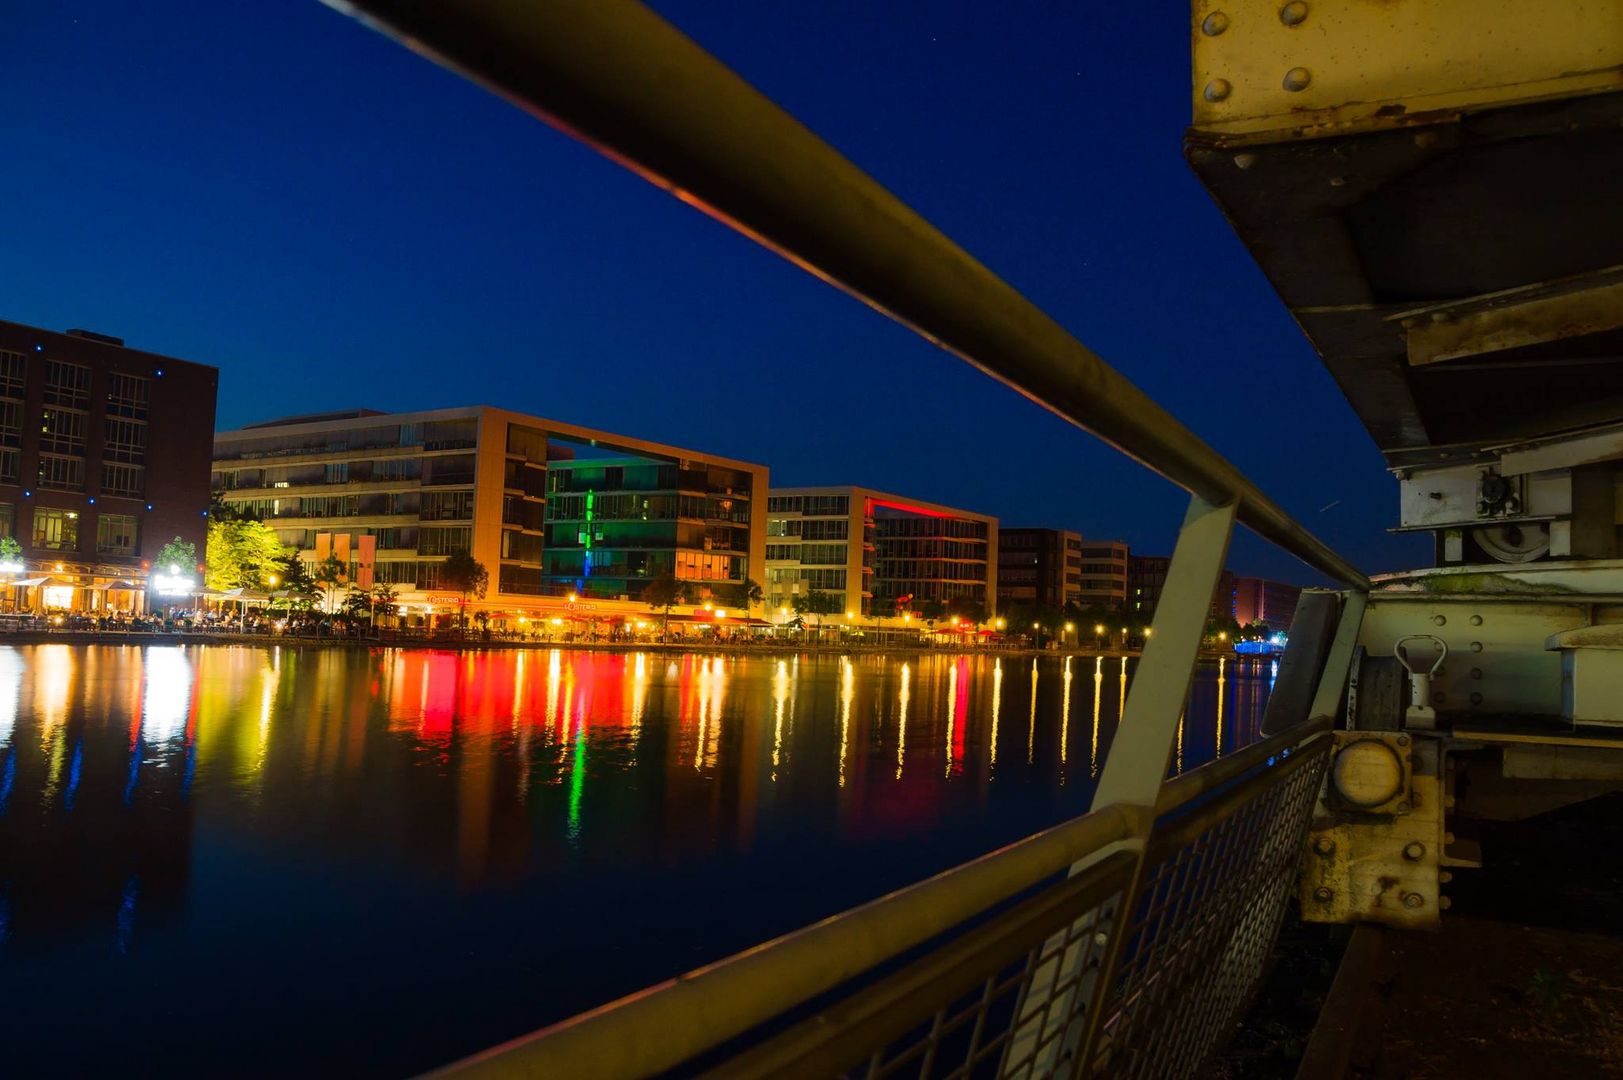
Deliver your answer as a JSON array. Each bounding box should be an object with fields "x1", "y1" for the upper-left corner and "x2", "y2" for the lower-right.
[{"x1": 0, "y1": 644, "x2": 1272, "y2": 1076}]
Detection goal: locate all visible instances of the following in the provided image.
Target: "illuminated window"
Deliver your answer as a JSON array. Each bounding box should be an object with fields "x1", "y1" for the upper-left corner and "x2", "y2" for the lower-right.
[
  {"x1": 32, "y1": 508, "x2": 79, "y2": 550},
  {"x1": 96, "y1": 513, "x2": 139, "y2": 555},
  {"x1": 39, "y1": 408, "x2": 86, "y2": 455}
]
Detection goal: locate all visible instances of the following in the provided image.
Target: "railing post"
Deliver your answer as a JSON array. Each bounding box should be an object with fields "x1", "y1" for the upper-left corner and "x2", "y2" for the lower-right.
[{"x1": 1006, "y1": 495, "x2": 1237, "y2": 1078}]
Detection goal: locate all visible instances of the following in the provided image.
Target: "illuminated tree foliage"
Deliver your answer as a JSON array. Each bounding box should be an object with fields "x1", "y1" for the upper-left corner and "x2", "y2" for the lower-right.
[
  {"x1": 440, "y1": 549, "x2": 488, "y2": 626},
  {"x1": 157, "y1": 536, "x2": 198, "y2": 575},
  {"x1": 204, "y1": 519, "x2": 289, "y2": 591}
]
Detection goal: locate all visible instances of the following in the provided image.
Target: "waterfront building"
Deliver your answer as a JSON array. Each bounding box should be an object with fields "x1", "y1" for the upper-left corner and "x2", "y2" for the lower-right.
[
  {"x1": 213, "y1": 407, "x2": 767, "y2": 626},
  {"x1": 997, "y1": 528, "x2": 1082, "y2": 609},
  {"x1": 764, "y1": 485, "x2": 997, "y2": 618},
  {"x1": 1128, "y1": 553, "x2": 1235, "y2": 625},
  {"x1": 1077, "y1": 539, "x2": 1130, "y2": 610},
  {"x1": 0, "y1": 320, "x2": 217, "y2": 613},
  {"x1": 1233, "y1": 577, "x2": 1303, "y2": 630}
]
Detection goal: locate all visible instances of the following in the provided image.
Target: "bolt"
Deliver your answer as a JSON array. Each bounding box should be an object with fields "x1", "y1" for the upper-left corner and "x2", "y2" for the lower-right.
[
  {"x1": 1433, "y1": 690, "x2": 1446, "y2": 704},
  {"x1": 1279, "y1": 1, "x2": 1308, "y2": 26},
  {"x1": 1470, "y1": 614, "x2": 1483, "y2": 626},
  {"x1": 1440, "y1": 896, "x2": 1452, "y2": 910},
  {"x1": 1403, "y1": 841, "x2": 1426, "y2": 861},
  {"x1": 1313, "y1": 887, "x2": 1334, "y2": 903},
  {"x1": 1470, "y1": 641, "x2": 1483, "y2": 653},
  {"x1": 1445, "y1": 832, "x2": 1456, "y2": 845},
  {"x1": 1395, "y1": 800, "x2": 1411, "y2": 813},
  {"x1": 1313, "y1": 836, "x2": 1335, "y2": 856},
  {"x1": 1282, "y1": 67, "x2": 1312, "y2": 92},
  {"x1": 1329, "y1": 175, "x2": 1346, "y2": 187},
  {"x1": 1440, "y1": 871, "x2": 1454, "y2": 884},
  {"x1": 1204, "y1": 78, "x2": 1233, "y2": 102},
  {"x1": 1403, "y1": 892, "x2": 1425, "y2": 909},
  {"x1": 1414, "y1": 130, "x2": 1440, "y2": 149},
  {"x1": 1234, "y1": 152, "x2": 1258, "y2": 170},
  {"x1": 1470, "y1": 692, "x2": 1483, "y2": 705},
  {"x1": 1202, "y1": 10, "x2": 1230, "y2": 35},
  {"x1": 1432, "y1": 614, "x2": 1447, "y2": 626},
  {"x1": 1470, "y1": 668, "x2": 1482, "y2": 680},
  {"x1": 1094, "y1": 931, "x2": 1109, "y2": 947},
  {"x1": 1396, "y1": 734, "x2": 1410, "y2": 747}
]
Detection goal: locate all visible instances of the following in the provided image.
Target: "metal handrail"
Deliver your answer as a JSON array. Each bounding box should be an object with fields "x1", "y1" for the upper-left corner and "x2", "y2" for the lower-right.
[{"x1": 322, "y1": 0, "x2": 1369, "y2": 591}]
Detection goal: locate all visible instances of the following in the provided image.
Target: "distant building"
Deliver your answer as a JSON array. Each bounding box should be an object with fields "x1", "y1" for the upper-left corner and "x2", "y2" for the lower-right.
[
  {"x1": 1077, "y1": 539, "x2": 1130, "y2": 610},
  {"x1": 1128, "y1": 553, "x2": 1235, "y2": 625},
  {"x1": 1234, "y1": 577, "x2": 1303, "y2": 630},
  {"x1": 765, "y1": 486, "x2": 997, "y2": 617},
  {"x1": 997, "y1": 528, "x2": 1082, "y2": 609},
  {"x1": 214, "y1": 407, "x2": 768, "y2": 625},
  {"x1": 0, "y1": 320, "x2": 217, "y2": 613}
]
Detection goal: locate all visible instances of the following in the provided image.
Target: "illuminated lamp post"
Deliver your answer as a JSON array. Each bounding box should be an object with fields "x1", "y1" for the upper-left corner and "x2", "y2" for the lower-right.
[
  {"x1": 1064, "y1": 621, "x2": 1074, "y2": 648},
  {"x1": 1095, "y1": 623, "x2": 1105, "y2": 650}
]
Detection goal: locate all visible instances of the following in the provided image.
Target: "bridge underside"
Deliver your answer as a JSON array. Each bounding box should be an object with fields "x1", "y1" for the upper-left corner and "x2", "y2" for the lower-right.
[{"x1": 1188, "y1": 88, "x2": 1623, "y2": 467}]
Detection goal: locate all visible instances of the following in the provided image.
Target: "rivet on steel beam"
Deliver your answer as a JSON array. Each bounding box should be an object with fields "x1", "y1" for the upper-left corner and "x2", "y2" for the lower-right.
[
  {"x1": 1313, "y1": 887, "x2": 1334, "y2": 903},
  {"x1": 1396, "y1": 734, "x2": 1410, "y2": 747},
  {"x1": 1440, "y1": 871, "x2": 1453, "y2": 884},
  {"x1": 1470, "y1": 668, "x2": 1482, "y2": 680},
  {"x1": 1469, "y1": 614, "x2": 1483, "y2": 626},
  {"x1": 1329, "y1": 176, "x2": 1346, "y2": 187},
  {"x1": 1234, "y1": 152, "x2": 1258, "y2": 170},
  {"x1": 1470, "y1": 641, "x2": 1483, "y2": 653},
  {"x1": 1440, "y1": 896, "x2": 1452, "y2": 910},
  {"x1": 1402, "y1": 892, "x2": 1425, "y2": 909},
  {"x1": 1093, "y1": 931, "x2": 1109, "y2": 947},
  {"x1": 1395, "y1": 800, "x2": 1411, "y2": 813},
  {"x1": 1282, "y1": 67, "x2": 1312, "y2": 92},
  {"x1": 1279, "y1": 2, "x2": 1308, "y2": 27},
  {"x1": 1432, "y1": 614, "x2": 1447, "y2": 626},
  {"x1": 1403, "y1": 841, "x2": 1425, "y2": 861},
  {"x1": 1204, "y1": 78, "x2": 1233, "y2": 102},
  {"x1": 1470, "y1": 692, "x2": 1483, "y2": 705},
  {"x1": 1202, "y1": 11, "x2": 1230, "y2": 36},
  {"x1": 1313, "y1": 836, "x2": 1335, "y2": 856}
]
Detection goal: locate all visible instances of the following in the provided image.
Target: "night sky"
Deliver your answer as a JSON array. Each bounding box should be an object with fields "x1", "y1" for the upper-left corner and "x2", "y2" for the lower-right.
[{"x1": 1, "y1": 2, "x2": 1428, "y2": 583}]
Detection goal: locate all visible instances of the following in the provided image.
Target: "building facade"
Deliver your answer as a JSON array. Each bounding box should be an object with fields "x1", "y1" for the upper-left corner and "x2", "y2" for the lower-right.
[
  {"x1": 213, "y1": 407, "x2": 767, "y2": 624},
  {"x1": 1077, "y1": 539, "x2": 1130, "y2": 610},
  {"x1": 997, "y1": 528, "x2": 1082, "y2": 609},
  {"x1": 765, "y1": 486, "x2": 997, "y2": 617},
  {"x1": 1128, "y1": 554, "x2": 1236, "y2": 626},
  {"x1": 1233, "y1": 577, "x2": 1303, "y2": 630},
  {"x1": 0, "y1": 320, "x2": 217, "y2": 612}
]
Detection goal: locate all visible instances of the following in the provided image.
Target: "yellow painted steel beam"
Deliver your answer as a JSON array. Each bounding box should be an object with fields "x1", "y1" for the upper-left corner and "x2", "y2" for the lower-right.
[
  {"x1": 323, "y1": 0, "x2": 1369, "y2": 590},
  {"x1": 1193, "y1": 0, "x2": 1623, "y2": 142}
]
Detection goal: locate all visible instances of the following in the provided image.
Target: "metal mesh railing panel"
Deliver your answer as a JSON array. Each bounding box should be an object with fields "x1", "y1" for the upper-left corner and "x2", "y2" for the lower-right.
[{"x1": 1087, "y1": 739, "x2": 1331, "y2": 1079}]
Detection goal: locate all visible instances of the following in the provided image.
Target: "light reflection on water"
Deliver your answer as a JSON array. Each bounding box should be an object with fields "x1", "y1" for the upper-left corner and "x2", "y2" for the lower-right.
[{"x1": 0, "y1": 643, "x2": 1272, "y2": 1077}]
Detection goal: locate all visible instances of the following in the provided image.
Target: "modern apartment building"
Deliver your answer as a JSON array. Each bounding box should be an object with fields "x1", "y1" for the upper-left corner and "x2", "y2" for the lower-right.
[
  {"x1": 1077, "y1": 539, "x2": 1130, "y2": 610},
  {"x1": 1128, "y1": 554, "x2": 1235, "y2": 626},
  {"x1": 0, "y1": 320, "x2": 217, "y2": 612},
  {"x1": 213, "y1": 407, "x2": 767, "y2": 623},
  {"x1": 764, "y1": 485, "x2": 997, "y2": 617},
  {"x1": 1233, "y1": 577, "x2": 1303, "y2": 630},
  {"x1": 996, "y1": 528, "x2": 1082, "y2": 609}
]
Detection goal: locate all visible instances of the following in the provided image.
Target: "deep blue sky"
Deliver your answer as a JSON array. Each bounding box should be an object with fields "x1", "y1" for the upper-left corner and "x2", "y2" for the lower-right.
[{"x1": 1, "y1": 2, "x2": 1427, "y2": 582}]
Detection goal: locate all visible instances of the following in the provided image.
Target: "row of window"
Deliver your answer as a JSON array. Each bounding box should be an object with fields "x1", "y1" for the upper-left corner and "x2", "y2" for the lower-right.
[
  {"x1": 766, "y1": 517, "x2": 849, "y2": 539},
  {"x1": 766, "y1": 494, "x2": 850, "y2": 517},
  {"x1": 765, "y1": 567, "x2": 849, "y2": 591},
  {"x1": 873, "y1": 517, "x2": 988, "y2": 540},
  {"x1": 4, "y1": 506, "x2": 142, "y2": 555}
]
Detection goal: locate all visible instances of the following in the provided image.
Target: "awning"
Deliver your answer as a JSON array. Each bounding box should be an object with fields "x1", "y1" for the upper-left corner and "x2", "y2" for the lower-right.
[
  {"x1": 96, "y1": 579, "x2": 143, "y2": 591},
  {"x1": 10, "y1": 577, "x2": 52, "y2": 588}
]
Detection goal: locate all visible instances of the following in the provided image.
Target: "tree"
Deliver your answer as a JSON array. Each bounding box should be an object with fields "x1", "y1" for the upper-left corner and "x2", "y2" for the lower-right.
[
  {"x1": 312, "y1": 555, "x2": 349, "y2": 615},
  {"x1": 271, "y1": 554, "x2": 320, "y2": 623},
  {"x1": 440, "y1": 549, "x2": 488, "y2": 627},
  {"x1": 157, "y1": 536, "x2": 198, "y2": 575},
  {"x1": 204, "y1": 518, "x2": 289, "y2": 591},
  {"x1": 792, "y1": 589, "x2": 841, "y2": 631},
  {"x1": 644, "y1": 575, "x2": 690, "y2": 639},
  {"x1": 341, "y1": 586, "x2": 374, "y2": 626},
  {"x1": 919, "y1": 599, "x2": 947, "y2": 627},
  {"x1": 946, "y1": 597, "x2": 988, "y2": 626},
  {"x1": 0, "y1": 535, "x2": 21, "y2": 565},
  {"x1": 371, "y1": 582, "x2": 400, "y2": 625},
  {"x1": 743, "y1": 577, "x2": 763, "y2": 612}
]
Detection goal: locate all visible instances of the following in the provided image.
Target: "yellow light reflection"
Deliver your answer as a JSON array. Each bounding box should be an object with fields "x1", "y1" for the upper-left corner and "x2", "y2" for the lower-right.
[
  {"x1": 772, "y1": 659, "x2": 788, "y2": 781},
  {"x1": 545, "y1": 649, "x2": 562, "y2": 742},
  {"x1": 1092, "y1": 656, "x2": 1102, "y2": 778},
  {"x1": 37, "y1": 644, "x2": 73, "y2": 740},
  {"x1": 1119, "y1": 656, "x2": 1128, "y2": 720},
  {"x1": 1028, "y1": 659, "x2": 1038, "y2": 765},
  {"x1": 944, "y1": 660, "x2": 957, "y2": 778},
  {"x1": 0, "y1": 647, "x2": 21, "y2": 751},
  {"x1": 897, "y1": 662, "x2": 910, "y2": 779},
  {"x1": 1216, "y1": 656, "x2": 1226, "y2": 758},
  {"x1": 1176, "y1": 709, "x2": 1185, "y2": 775},
  {"x1": 990, "y1": 659, "x2": 1002, "y2": 768},
  {"x1": 142, "y1": 647, "x2": 193, "y2": 743},
  {"x1": 1060, "y1": 656, "x2": 1072, "y2": 775},
  {"x1": 839, "y1": 657, "x2": 853, "y2": 787},
  {"x1": 631, "y1": 653, "x2": 648, "y2": 745}
]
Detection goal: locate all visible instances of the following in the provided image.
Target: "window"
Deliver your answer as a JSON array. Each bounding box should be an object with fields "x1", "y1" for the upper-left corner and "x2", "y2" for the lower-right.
[
  {"x1": 32, "y1": 508, "x2": 80, "y2": 550},
  {"x1": 0, "y1": 451, "x2": 19, "y2": 485},
  {"x1": 105, "y1": 373, "x2": 150, "y2": 420},
  {"x1": 765, "y1": 543, "x2": 800, "y2": 561},
  {"x1": 0, "y1": 350, "x2": 25, "y2": 398},
  {"x1": 0, "y1": 503, "x2": 13, "y2": 538},
  {"x1": 103, "y1": 416, "x2": 146, "y2": 463},
  {"x1": 101, "y1": 463, "x2": 145, "y2": 497},
  {"x1": 96, "y1": 514, "x2": 139, "y2": 555},
  {"x1": 0, "y1": 401, "x2": 20, "y2": 449},
  {"x1": 39, "y1": 409, "x2": 86, "y2": 455},
  {"x1": 42, "y1": 360, "x2": 89, "y2": 409},
  {"x1": 420, "y1": 490, "x2": 474, "y2": 520},
  {"x1": 37, "y1": 454, "x2": 85, "y2": 491},
  {"x1": 418, "y1": 526, "x2": 472, "y2": 556},
  {"x1": 323, "y1": 462, "x2": 349, "y2": 483},
  {"x1": 374, "y1": 561, "x2": 416, "y2": 585}
]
